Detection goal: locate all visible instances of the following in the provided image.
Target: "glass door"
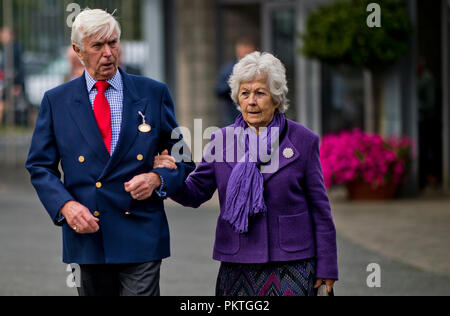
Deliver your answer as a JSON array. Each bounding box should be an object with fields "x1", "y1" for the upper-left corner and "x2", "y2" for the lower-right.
[{"x1": 321, "y1": 65, "x2": 365, "y2": 135}]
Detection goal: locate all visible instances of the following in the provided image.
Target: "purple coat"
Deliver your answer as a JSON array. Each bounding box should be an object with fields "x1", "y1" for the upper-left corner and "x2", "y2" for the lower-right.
[{"x1": 172, "y1": 120, "x2": 338, "y2": 280}]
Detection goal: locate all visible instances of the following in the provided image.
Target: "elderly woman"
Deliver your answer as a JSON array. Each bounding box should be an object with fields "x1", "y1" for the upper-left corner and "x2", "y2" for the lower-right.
[{"x1": 155, "y1": 52, "x2": 338, "y2": 296}]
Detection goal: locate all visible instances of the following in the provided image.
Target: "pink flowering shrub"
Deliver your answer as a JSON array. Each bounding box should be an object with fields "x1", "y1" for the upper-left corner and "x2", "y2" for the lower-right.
[{"x1": 320, "y1": 129, "x2": 414, "y2": 189}]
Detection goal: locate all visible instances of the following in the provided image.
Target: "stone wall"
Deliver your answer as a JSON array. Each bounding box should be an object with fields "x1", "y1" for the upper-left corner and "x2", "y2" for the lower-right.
[{"x1": 175, "y1": 0, "x2": 219, "y2": 132}]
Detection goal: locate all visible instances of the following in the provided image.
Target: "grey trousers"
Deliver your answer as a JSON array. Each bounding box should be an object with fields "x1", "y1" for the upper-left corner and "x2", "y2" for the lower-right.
[{"x1": 77, "y1": 260, "x2": 162, "y2": 296}]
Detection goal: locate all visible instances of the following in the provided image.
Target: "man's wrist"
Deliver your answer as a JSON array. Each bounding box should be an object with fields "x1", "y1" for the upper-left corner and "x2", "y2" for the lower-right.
[
  {"x1": 56, "y1": 200, "x2": 74, "y2": 225},
  {"x1": 60, "y1": 200, "x2": 75, "y2": 218},
  {"x1": 149, "y1": 172, "x2": 162, "y2": 188},
  {"x1": 150, "y1": 172, "x2": 167, "y2": 199}
]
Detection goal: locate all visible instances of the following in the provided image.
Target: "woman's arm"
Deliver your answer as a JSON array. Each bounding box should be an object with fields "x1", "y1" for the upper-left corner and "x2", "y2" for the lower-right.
[
  {"x1": 154, "y1": 152, "x2": 218, "y2": 208},
  {"x1": 304, "y1": 134, "x2": 339, "y2": 282}
]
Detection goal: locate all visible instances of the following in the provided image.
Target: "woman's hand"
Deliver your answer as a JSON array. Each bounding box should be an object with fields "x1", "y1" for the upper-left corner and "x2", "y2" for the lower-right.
[
  {"x1": 314, "y1": 279, "x2": 335, "y2": 294},
  {"x1": 154, "y1": 150, "x2": 178, "y2": 170}
]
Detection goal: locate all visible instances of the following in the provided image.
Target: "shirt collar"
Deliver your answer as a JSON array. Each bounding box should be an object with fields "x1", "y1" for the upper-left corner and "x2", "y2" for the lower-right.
[{"x1": 85, "y1": 69, "x2": 123, "y2": 93}]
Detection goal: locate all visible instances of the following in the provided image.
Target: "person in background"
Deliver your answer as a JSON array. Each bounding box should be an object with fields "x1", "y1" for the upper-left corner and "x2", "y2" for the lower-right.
[
  {"x1": 0, "y1": 26, "x2": 26, "y2": 126},
  {"x1": 0, "y1": 66, "x2": 4, "y2": 125},
  {"x1": 156, "y1": 52, "x2": 338, "y2": 296},
  {"x1": 64, "y1": 45, "x2": 85, "y2": 82},
  {"x1": 216, "y1": 36, "x2": 256, "y2": 126}
]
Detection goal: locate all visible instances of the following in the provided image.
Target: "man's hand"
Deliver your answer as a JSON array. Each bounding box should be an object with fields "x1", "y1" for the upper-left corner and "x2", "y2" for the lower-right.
[
  {"x1": 154, "y1": 150, "x2": 177, "y2": 170},
  {"x1": 61, "y1": 201, "x2": 100, "y2": 234},
  {"x1": 124, "y1": 172, "x2": 162, "y2": 201}
]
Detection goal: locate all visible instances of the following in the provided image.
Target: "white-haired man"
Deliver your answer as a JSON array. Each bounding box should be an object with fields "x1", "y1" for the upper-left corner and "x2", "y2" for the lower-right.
[{"x1": 26, "y1": 9, "x2": 194, "y2": 296}]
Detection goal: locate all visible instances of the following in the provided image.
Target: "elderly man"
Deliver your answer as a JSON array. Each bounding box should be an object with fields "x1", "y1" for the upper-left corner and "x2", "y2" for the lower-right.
[{"x1": 26, "y1": 9, "x2": 194, "y2": 296}]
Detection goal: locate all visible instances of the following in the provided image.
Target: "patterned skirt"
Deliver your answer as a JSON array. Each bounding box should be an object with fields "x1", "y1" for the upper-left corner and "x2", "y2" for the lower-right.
[{"x1": 215, "y1": 259, "x2": 316, "y2": 297}]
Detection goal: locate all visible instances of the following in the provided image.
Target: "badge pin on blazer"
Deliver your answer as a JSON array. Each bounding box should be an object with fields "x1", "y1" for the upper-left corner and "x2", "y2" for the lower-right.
[{"x1": 138, "y1": 111, "x2": 151, "y2": 133}]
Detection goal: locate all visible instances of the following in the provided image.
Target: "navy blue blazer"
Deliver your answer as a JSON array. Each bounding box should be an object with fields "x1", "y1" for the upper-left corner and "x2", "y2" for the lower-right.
[{"x1": 26, "y1": 69, "x2": 195, "y2": 264}]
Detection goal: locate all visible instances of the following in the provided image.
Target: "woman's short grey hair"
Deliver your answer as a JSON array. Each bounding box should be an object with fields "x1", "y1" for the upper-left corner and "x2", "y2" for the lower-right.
[
  {"x1": 71, "y1": 8, "x2": 121, "y2": 51},
  {"x1": 229, "y1": 52, "x2": 289, "y2": 113}
]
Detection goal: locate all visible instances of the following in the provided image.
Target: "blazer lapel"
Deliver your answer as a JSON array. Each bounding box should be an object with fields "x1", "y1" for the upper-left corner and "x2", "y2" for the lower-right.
[
  {"x1": 99, "y1": 70, "x2": 148, "y2": 179},
  {"x1": 69, "y1": 76, "x2": 110, "y2": 165}
]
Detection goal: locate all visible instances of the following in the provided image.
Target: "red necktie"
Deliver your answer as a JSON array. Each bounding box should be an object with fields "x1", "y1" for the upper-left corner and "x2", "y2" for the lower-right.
[{"x1": 93, "y1": 81, "x2": 112, "y2": 154}]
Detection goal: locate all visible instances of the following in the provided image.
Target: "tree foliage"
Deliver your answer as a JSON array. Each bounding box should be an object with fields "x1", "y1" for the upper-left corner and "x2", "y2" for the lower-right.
[{"x1": 300, "y1": 0, "x2": 412, "y2": 70}]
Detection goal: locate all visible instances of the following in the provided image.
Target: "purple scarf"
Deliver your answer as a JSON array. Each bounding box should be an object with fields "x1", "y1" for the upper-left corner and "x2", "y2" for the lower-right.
[{"x1": 223, "y1": 111, "x2": 286, "y2": 233}]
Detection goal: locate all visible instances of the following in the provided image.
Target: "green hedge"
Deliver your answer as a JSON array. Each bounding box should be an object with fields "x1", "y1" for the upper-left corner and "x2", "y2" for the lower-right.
[{"x1": 300, "y1": 0, "x2": 412, "y2": 70}]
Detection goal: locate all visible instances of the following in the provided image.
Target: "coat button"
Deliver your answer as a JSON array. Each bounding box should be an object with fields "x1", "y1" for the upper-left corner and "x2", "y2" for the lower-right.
[
  {"x1": 93, "y1": 211, "x2": 100, "y2": 217},
  {"x1": 96, "y1": 182, "x2": 102, "y2": 189},
  {"x1": 78, "y1": 156, "x2": 85, "y2": 163},
  {"x1": 137, "y1": 154, "x2": 144, "y2": 161}
]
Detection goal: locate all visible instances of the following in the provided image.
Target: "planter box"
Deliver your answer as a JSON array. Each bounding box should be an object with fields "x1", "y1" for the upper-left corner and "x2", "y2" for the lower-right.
[{"x1": 346, "y1": 179, "x2": 399, "y2": 200}]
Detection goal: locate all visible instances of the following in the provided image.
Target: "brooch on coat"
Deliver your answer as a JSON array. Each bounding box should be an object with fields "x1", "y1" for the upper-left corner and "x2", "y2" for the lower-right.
[{"x1": 283, "y1": 148, "x2": 294, "y2": 159}]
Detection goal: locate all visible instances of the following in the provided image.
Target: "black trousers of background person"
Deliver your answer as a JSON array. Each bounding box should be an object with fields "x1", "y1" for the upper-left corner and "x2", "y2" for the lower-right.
[{"x1": 77, "y1": 261, "x2": 162, "y2": 296}]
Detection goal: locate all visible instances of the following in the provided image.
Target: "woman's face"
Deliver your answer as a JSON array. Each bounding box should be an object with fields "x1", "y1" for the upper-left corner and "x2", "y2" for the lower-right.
[{"x1": 238, "y1": 75, "x2": 280, "y2": 130}]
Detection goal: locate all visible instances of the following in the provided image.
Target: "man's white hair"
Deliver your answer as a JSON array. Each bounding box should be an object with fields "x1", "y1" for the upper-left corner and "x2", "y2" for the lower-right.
[
  {"x1": 71, "y1": 8, "x2": 121, "y2": 51},
  {"x1": 228, "y1": 52, "x2": 289, "y2": 113}
]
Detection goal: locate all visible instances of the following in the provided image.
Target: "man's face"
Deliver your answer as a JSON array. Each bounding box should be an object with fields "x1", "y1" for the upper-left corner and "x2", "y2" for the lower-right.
[
  {"x1": 236, "y1": 44, "x2": 256, "y2": 60},
  {"x1": 74, "y1": 32, "x2": 120, "y2": 81},
  {"x1": 0, "y1": 28, "x2": 12, "y2": 44}
]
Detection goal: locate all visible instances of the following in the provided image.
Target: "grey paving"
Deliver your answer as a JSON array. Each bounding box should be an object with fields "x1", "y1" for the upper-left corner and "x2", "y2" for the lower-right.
[
  {"x1": 331, "y1": 194, "x2": 450, "y2": 278},
  {"x1": 1, "y1": 167, "x2": 449, "y2": 296},
  {"x1": 335, "y1": 234, "x2": 450, "y2": 296}
]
